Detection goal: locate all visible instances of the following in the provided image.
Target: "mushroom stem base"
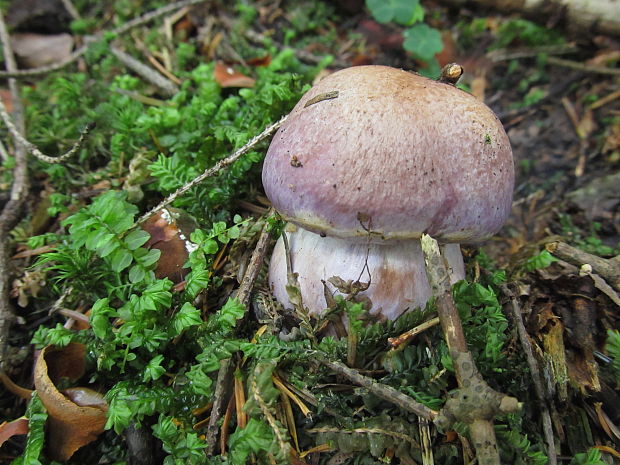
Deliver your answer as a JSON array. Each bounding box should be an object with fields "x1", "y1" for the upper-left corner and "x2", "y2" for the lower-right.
[{"x1": 268, "y1": 226, "x2": 465, "y2": 321}]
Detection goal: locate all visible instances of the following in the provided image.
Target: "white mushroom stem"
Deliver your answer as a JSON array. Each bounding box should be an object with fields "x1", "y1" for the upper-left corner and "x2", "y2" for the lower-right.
[{"x1": 269, "y1": 226, "x2": 466, "y2": 322}]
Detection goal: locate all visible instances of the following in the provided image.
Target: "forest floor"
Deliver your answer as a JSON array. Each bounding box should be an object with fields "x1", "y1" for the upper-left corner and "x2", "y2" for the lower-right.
[{"x1": 0, "y1": 1, "x2": 619, "y2": 464}]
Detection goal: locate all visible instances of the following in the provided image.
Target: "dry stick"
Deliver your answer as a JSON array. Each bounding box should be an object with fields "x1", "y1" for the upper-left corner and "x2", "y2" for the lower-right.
[
  {"x1": 0, "y1": 0, "x2": 209, "y2": 79},
  {"x1": 110, "y1": 46, "x2": 179, "y2": 97},
  {"x1": 546, "y1": 241, "x2": 620, "y2": 291},
  {"x1": 0, "y1": 99, "x2": 95, "y2": 164},
  {"x1": 136, "y1": 115, "x2": 288, "y2": 225},
  {"x1": 205, "y1": 217, "x2": 273, "y2": 455},
  {"x1": 420, "y1": 234, "x2": 519, "y2": 465},
  {"x1": 502, "y1": 284, "x2": 557, "y2": 465},
  {"x1": 60, "y1": 0, "x2": 81, "y2": 20},
  {"x1": 546, "y1": 56, "x2": 620, "y2": 76},
  {"x1": 0, "y1": 9, "x2": 29, "y2": 372},
  {"x1": 388, "y1": 316, "x2": 440, "y2": 348},
  {"x1": 315, "y1": 357, "x2": 437, "y2": 420}
]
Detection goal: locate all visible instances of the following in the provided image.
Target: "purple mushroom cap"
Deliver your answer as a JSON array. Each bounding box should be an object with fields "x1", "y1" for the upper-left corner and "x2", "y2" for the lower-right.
[{"x1": 262, "y1": 65, "x2": 514, "y2": 243}]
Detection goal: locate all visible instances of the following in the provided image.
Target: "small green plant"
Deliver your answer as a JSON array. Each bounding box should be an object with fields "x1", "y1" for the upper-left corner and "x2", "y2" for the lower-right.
[
  {"x1": 559, "y1": 214, "x2": 619, "y2": 257},
  {"x1": 366, "y1": 0, "x2": 443, "y2": 75},
  {"x1": 605, "y1": 329, "x2": 620, "y2": 382},
  {"x1": 523, "y1": 249, "x2": 558, "y2": 272},
  {"x1": 569, "y1": 448, "x2": 607, "y2": 465}
]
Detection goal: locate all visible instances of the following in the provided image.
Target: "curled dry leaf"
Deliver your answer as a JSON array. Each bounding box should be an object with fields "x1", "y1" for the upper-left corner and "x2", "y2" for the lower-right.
[
  {"x1": 142, "y1": 208, "x2": 198, "y2": 283},
  {"x1": 214, "y1": 62, "x2": 255, "y2": 88},
  {"x1": 34, "y1": 344, "x2": 108, "y2": 461},
  {"x1": 0, "y1": 417, "x2": 29, "y2": 447}
]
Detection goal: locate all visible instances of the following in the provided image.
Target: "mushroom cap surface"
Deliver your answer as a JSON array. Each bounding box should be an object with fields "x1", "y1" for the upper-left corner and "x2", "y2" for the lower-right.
[{"x1": 262, "y1": 65, "x2": 514, "y2": 242}]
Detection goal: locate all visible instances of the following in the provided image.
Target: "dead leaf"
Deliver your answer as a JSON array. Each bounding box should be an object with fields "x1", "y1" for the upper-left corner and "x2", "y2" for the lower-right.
[
  {"x1": 214, "y1": 62, "x2": 255, "y2": 88},
  {"x1": 142, "y1": 208, "x2": 198, "y2": 283},
  {"x1": 0, "y1": 89, "x2": 13, "y2": 113},
  {"x1": 10, "y1": 269, "x2": 46, "y2": 307},
  {"x1": 34, "y1": 344, "x2": 108, "y2": 461},
  {"x1": 0, "y1": 371, "x2": 33, "y2": 400},
  {"x1": 247, "y1": 55, "x2": 272, "y2": 67},
  {"x1": 10, "y1": 33, "x2": 74, "y2": 68},
  {"x1": 0, "y1": 417, "x2": 29, "y2": 447}
]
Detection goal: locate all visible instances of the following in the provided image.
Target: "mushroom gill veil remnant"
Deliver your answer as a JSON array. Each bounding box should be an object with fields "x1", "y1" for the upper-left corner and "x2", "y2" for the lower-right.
[{"x1": 262, "y1": 65, "x2": 514, "y2": 325}]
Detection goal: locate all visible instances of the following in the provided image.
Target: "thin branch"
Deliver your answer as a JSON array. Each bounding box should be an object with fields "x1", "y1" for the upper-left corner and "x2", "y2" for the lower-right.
[
  {"x1": 0, "y1": 99, "x2": 95, "y2": 164},
  {"x1": 60, "y1": 0, "x2": 81, "y2": 20},
  {"x1": 205, "y1": 358, "x2": 234, "y2": 455},
  {"x1": 137, "y1": 115, "x2": 288, "y2": 225},
  {"x1": 110, "y1": 46, "x2": 179, "y2": 97},
  {"x1": 206, "y1": 212, "x2": 273, "y2": 454},
  {"x1": 421, "y1": 234, "x2": 519, "y2": 465},
  {"x1": 315, "y1": 356, "x2": 437, "y2": 420},
  {"x1": 0, "y1": 9, "x2": 29, "y2": 371},
  {"x1": 234, "y1": 212, "x2": 273, "y2": 309},
  {"x1": 0, "y1": 0, "x2": 209, "y2": 79},
  {"x1": 502, "y1": 284, "x2": 557, "y2": 465},
  {"x1": 546, "y1": 241, "x2": 620, "y2": 291},
  {"x1": 546, "y1": 56, "x2": 620, "y2": 76}
]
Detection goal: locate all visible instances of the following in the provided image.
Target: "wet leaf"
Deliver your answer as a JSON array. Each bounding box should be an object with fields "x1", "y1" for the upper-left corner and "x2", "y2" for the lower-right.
[
  {"x1": 142, "y1": 208, "x2": 197, "y2": 283},
  {"x1": 34, "y1": 344, "x2": 108, "y2": 461},
  {"x1": 214, "y1": 62, "x2": 256, "y2": 88},
  {"x1": 0, "y1": 417, "x2": 29, "y2": 447}
]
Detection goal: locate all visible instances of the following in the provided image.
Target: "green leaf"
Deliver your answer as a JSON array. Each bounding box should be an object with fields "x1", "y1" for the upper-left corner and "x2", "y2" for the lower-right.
[
  {"x1": 524, "y1": 250, "x2": 558, "y2": 271},
  {"x1": 91, "y1": 298, "x2": 114, "y2": 339},
  {"x1": 202, "y1": 239, "x2": 219, "y2": 255},
  {"x1": 108, "y1": 247, "x2": 133, "y2": 272},
  {"x1": 216, "y1": 298, "x2": 246, "y2": 331},
  {"x1": 171, "y1": 302, "x2": 202, "y2": 335},
  {"x1": 367, "y1": 0, "x2": 421, "y2": 25},
  {"x1": 403, "y1": 24, "x2": 444, "y2": 61},
  {"x1": 366, "y1": 0, "x2": 395, "y2": 23},
  {"x1": 143, "y1": 355, "x2": 166, "y2": 382},
  {"x1": 124, "y1": 229, "x2": 151, "y2": 250},
  {"x1": 128, "y1": 264, "x2": 146, "y2": 283},
  {"x1": 135, "y1": 248, "x2": 161, "y2": 268},
  {"x1": 186, "y1": 365, "x2": 213, "y2": 396},
  {"x1": 229, "y1": 418, "x2": 275, "y2": 465},
  {"x1": 13, "y1": 393, "x2": 48, "y2": 465}
]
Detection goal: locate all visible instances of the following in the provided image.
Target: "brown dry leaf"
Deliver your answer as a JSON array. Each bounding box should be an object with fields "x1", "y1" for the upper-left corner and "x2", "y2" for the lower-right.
[
  {"x1": 10, "y1": 269, "x2": 46, "y2": 308},
  {"x1": 214, "y1": 62, "x2": 255, "y2": 88},
  {"x1": 0, "y1": 89, "x2": 13, "y2": 113},
  {"x1": 10, "y1": 33, "x2": 74, "y2": 68},
  {"x1": 142, "y1": 208, "x2": 197, "y2": 283},
  {"x1": 34, "y1": 344, "x2": 108, "y2": 461},
  {"x1": 0, "y1": 417, "x2": 29, "y2": 447}
]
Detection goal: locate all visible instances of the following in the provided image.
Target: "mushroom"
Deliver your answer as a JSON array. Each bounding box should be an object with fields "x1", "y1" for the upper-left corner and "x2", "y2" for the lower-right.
[{"x1": 262, "y1": 65, "x2": 514, "y2": 322}]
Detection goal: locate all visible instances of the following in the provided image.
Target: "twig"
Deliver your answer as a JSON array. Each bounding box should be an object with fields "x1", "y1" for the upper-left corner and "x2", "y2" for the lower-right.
[
  {"x1": 205, "y1": 358, "x2": 234, "y2": 455},
  {"x1": 315, "y1": 356, "x2": 437, "y2": 420},
  {"x1": 60, "y1": 0, "x2": 81, "y2": 20},
  {"x1": 250, "y1": 371, "x2": 290, "y2": 457},
  {"x1": 546, "y1": 56, "x2": 620, "y2": 76},
  {"x1": 206, "y1": 212, "x2": 273, "y2": 454},
  {"x1": 545, "y1": 241, "x2": 620, "y2": 291},
  {"x1": 110, "y1": 46, "x2": 179, "y2": 97},
  {"x1": 136, "y1": 114, "x2": 288, "y2": 225},
  {"x1": 0, "y1": 0, "x2": 209, "y2": 79},
  {"x1": 388, "y1": 317, "x2": 440, "y2": 348},
  {"x1": 234, "y1": 212, "x2": 273, "y2": 309},
  {"x1": 502, "y1": 284, "x2": 557, "y2": 465},
  {"x1": 0, "y1": 99, "x2": 95, "y2": 164},
  {"x1": 0, "y1": 9, "x2": 29, "y2": 371},
  {"x1": 486, "y1": 44, "x2": 577, "y2": 62},
  {"x1": 421, "y1": 234, "x2": 519, "y2": 465}
]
